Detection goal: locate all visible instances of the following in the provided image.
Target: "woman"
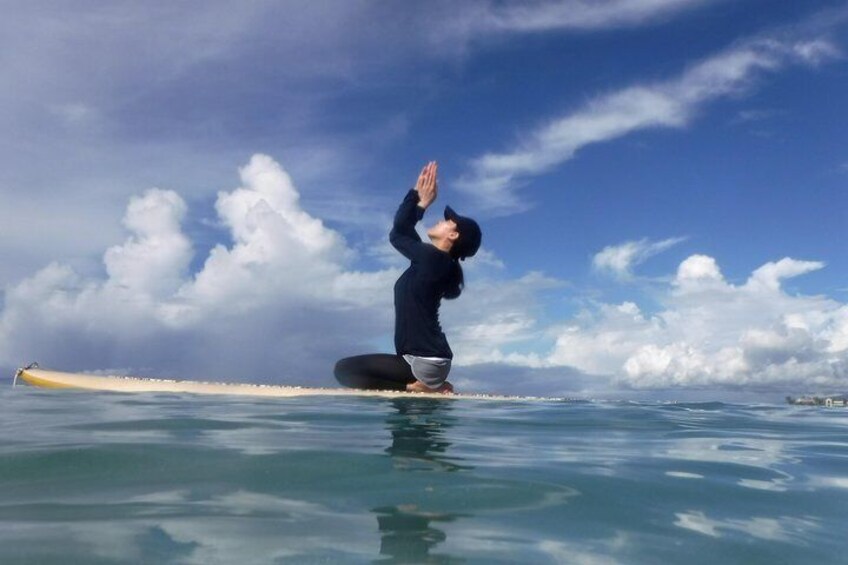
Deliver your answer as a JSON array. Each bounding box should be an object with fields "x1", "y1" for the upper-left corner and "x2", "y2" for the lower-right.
[{"x1": 334, "y1": 161, "x2": 482, "y2": 394}]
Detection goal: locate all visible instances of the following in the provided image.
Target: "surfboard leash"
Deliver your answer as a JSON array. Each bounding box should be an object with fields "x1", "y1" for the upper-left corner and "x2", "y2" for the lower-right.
[{"x1": 13, "y1": 362, "x2": 38, "y2": 387}]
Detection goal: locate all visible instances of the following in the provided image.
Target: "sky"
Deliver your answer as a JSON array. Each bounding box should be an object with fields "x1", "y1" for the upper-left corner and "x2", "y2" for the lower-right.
[{"x1": 1, "y1": 0, "x2": 847, "y2": 399}]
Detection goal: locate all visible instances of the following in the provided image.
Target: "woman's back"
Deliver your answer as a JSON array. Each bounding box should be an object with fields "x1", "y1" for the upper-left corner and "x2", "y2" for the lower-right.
[{"x1": 393, "y1": 243, "x2": 455, "y2": 359}]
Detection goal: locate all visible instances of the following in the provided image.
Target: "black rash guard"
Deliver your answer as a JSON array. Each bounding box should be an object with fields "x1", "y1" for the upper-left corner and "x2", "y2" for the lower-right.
[{"x1": 390, "y1": 190, "x2": 455, "y2": 359}]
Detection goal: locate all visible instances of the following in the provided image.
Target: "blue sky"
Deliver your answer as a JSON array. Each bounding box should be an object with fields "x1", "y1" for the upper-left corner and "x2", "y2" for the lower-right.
[{"x1": 1, "y1": 1, "x2": 847, "y2": 398}]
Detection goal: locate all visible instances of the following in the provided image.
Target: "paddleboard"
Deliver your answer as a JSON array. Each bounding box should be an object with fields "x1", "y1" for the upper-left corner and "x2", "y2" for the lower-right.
[{"x1": 14, "y1": 367, "x2": 560, "y2": 402}]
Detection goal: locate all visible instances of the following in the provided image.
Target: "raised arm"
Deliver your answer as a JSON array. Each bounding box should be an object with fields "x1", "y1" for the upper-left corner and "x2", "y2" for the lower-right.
[{"x1": 390, "y1": 161, "x2": 438, "y2": 261}]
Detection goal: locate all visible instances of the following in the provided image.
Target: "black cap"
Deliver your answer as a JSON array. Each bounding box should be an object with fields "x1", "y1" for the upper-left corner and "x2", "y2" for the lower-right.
[{"x1": 444, "y1": 206, "x2": 482, "y2": 260}]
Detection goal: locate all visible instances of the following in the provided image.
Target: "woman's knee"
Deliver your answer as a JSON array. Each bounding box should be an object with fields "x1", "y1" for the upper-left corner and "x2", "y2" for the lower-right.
[
  {"x1": 334, "y1": 356, "x2": 349, "y2": 376},
  {"x1": 334, "y1": 356, "x2": 357, "y2": 384},
  {"x1": 333, "y1": 353, "x2": 412, "y2": 390}
]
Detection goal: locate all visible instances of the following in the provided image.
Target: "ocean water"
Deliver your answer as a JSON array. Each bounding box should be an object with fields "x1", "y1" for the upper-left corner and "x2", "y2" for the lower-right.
[{"x1": 1, "y1": 388, "x2": 847, "y2": 564}]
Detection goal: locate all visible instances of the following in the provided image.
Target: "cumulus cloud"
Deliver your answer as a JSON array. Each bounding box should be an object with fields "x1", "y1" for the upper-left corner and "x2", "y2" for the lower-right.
[
  {"x1": 542, "y1": 255, "x2": 848, "y2": 390},
  {"x1": 0, "y1": 155, "x2": 399, "y2": 382},
  {"x1": 104, "y1": 188, "x2": 192, "y2": 298},
  {"x1": 2, "y1": 156, "x2": 846, "y2": 395},
  {"x1": 593, "y1": 237, "x2": 686, "y2": 279},
  {"x1": 674, "y1": 254, "x2": 724, "y2": 287},
  {"x1": 546, "y1": 301, "x2": 662, "y2": 375},
  {"x1": 170, "y1": 154, "x2": 360, "y2": 319},
  {"x1": 0, "y1": 154, "x2": 554, "y2": 390},
  {"x1": 458, "y1": 34, "x2": 843, "y2": 213},
  {"x1": 444, "y1": 271, "x2": 565, "y2": 368}
]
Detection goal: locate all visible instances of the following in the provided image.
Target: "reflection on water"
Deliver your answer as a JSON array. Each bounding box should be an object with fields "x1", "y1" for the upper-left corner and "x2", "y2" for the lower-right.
[
  {"x1": 383, "y1": 399, "x2": 469, "y2": 472},
  {"x1": 3, "y1": 390, "x2": 848, "y2": 563},
  {"x1": 374, "y1": 505, "x2": 466, "y2": 564},
  {"x1": 375, "y1": 399, "x2": 471, "y2": 563},
  {"x1": 135, "y1": 525, "x2": 199, "y2": 562}
]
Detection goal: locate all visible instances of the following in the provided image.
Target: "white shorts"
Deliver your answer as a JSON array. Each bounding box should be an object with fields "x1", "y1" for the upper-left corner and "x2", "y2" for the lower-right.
[{"x1": 402, "y1": 354, "x2": 452, "y2": 388}]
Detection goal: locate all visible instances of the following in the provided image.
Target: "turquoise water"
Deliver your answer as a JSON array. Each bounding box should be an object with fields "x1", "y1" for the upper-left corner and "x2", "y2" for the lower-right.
[{"x1": 1, "y1": 388, "x2": 847, "y2": 564}]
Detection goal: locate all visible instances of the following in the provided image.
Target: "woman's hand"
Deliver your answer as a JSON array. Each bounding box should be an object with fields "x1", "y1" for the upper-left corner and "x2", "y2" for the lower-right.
[{"x1": 415, "y1": 161, "x2": 438, "y2": 209}]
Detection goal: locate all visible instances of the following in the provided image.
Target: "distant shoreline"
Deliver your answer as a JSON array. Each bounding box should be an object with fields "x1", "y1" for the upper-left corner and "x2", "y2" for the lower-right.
[{"x1": 786, "y1": 395, "x2": 847, "y2": 406}]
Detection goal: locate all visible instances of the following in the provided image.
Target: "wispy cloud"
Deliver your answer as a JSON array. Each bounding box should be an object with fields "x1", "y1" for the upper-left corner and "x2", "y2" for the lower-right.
[
  {"x1": 593, "y1": 237, "x2": 686, "y2": 279},
  {"x1": 0, "y1": 1, "x2": 727, "y2": 287},
  {"x1": 458, "y1": 34, "x2": 843, "y2": 214},
  {"x1": 452, "y1": 0, "x2": 715, "y2": 35},
  {"x1": 730, "y1": 108, "x2": 788, "y2": 125}
]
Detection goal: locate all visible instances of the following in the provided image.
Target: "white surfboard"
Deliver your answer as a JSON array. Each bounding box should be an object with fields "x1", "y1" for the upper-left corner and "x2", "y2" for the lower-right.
[{"x1": 14, "y1": 367, "x2": 560, "y2": 402}]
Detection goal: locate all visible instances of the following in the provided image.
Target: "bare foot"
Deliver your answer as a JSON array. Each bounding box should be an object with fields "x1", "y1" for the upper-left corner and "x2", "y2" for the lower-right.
[
  {"x1": 438, "y1": 381, "x2": 454, "y2": 394},
  {"x1": 406, "y1": 380, "x2": 454, "y2": 394}
]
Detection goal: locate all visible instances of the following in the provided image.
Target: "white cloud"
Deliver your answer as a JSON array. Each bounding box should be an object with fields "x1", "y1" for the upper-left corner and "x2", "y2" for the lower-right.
[
  {"x1": 2, "y1": 155, "x2": 846, "y2": 394},
  {"x1": 675, "y1": 254, "x2": 724, "y2": 284},
  {"x1": 458, "y1": 34, "x2": 843, "y2": 213},
  {"x1": 0, "y1": 153, "x2": 553, "y2": 389},
  {"x1": 0, "y1": 155, "x2": 398, "y2": 381},
  {"x1": 674, "y1": 510, "x2": 819, "y2": 542},
  {"x1": 172, "y1": 154, "x2": 357, "y2": 317},
  {"x1": 542, "y1": 255, "x2": 847, "y2": 390},
  {"x1": 732, "y1": 108, "x2": 785, "y2": 124},
  {"x1": 746, "y1": 257, "x2": 825, "y2": 292},
  {"x1": 0, "y1": 0, "x2": 772, "y2": 289},
  {"x1": 444, "y1": 271, "x2": 565, "y2": 368},
  {"x1": 593, "y1": 237, "x2": 685, "y2": 279},
  {"x1": 546, "y1": 301, "x2": 663, "y2": 375},
  {"x1": 453, "y1": 0, "x2": 714, "y2": 35},
  {"x1": 103, "y1": 188, "x2": 192, "y2": 298},
  {"x1": 790, "y1": 39, "x2": 842, "y2": 65}
]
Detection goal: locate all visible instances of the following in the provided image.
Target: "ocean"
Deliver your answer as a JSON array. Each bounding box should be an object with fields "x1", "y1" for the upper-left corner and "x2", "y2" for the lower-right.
[{"x1": 1, "y1": 387, "x2": 847, "y2": 564}]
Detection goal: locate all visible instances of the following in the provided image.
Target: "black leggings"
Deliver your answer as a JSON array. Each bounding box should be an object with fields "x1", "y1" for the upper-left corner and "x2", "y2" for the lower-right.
[{"x1": 334, "y1": 354, "x2": 416, "y2": 391}]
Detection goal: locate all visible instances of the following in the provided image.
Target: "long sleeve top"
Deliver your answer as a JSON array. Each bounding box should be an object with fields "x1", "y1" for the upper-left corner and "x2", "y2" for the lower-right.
[{"x1": 390, "y1": 190, "x2": 454, "y2": 359}]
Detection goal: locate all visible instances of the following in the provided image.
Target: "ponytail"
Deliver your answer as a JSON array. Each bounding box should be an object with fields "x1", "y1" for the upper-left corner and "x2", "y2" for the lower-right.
[{"x1": 443, "y1": 257, "x2": 464, "y2": 300}]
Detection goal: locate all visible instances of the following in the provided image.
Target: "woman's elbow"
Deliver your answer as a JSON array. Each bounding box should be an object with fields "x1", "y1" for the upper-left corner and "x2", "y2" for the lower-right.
[{"x1": 389, "y1": 229, "x2": 401, "y2": 246}]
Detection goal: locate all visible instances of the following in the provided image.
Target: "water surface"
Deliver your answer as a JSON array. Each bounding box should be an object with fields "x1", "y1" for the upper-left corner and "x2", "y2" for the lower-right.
[{"x1": 1, "y1": 388, "x2": 846, "y2": 563}]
